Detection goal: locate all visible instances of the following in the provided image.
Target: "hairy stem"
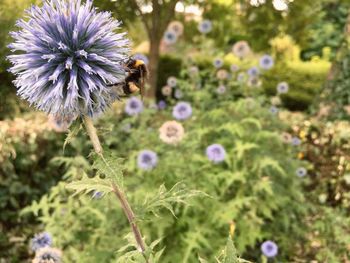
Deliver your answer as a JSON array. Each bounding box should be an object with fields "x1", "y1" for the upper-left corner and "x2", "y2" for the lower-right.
[{"x1": 82, "y1": 116, "x2": 147, "y2": 256}]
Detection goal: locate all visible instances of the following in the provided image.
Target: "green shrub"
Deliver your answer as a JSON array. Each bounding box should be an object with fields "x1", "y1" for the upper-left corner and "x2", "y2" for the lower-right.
[
  {"x1": 262, "y1": 62, "x2": 328, "y2": 111},
  {"x1": 0, "y1": 114, "x2": 88, "y2": 262}
]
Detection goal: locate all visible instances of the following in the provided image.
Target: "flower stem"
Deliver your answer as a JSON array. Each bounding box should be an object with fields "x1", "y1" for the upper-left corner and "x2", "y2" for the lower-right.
[
  {"x1": 82, "y1": 116, "x2": 147, "y2": 257},
  {"x1": 83, "y1": 115, "x2": 103, "y2": 155}
]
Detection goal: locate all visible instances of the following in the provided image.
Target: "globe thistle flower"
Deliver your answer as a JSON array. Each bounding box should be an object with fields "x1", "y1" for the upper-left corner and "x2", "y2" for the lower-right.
[
  {"x1": 137, "y1": 150, "x2": 158, "y2": 171},
  {"x1": 32, "y1": 247, "x2": 62, "y2": 263},
  {"x1": 247, "y1": 66, "x2": 260, "y2": 77},
  {"x1": 259, "y1": 54, "x2": 274, "y2": 70},
  {"x1": 247, "y1": 77, "x2": 261, "y2": 88},
  {"x1": 159, "y1": 120, "x2": 185, "y2": 145},
  {"x1": 230, "y1": 64, "x2": 240, "y2": 72},
  {"x1": 158, "y1": 100, "x2": 167, "y2": 110},
  {"x1": 213, "y1": 58, "x2": 224, "y2": 69},
  {"x1": 296, "y1": 167, "x2": 307, "y2": 177},
  {"x1": 133, "y1": 53, "x2": 149, "y2": 65},
  {"x1": 277, "y1": 82, "x2": 289, "y2": 94},
  {"x1": 206, "y1": 144, "x2": 226, "y2": 164},
  {"x1": 216, "y1": 69, "x2": 229, "y2": 80},
  {"x1": 168, "y1": 21, "x2": 184, "y2": 36},
  {"x1": 163, "y1": 30, "x2": 178, "y2": 45},
  {"x1": 48, "y1": 114, "x2": 76, "y2": 133},
  {"x1": 216, "y1": 85, "x2": 226, "y2": 95},
  {"x1": 31, "y1": 232, "x2": 52, "y2": 252},
  {"x1": 261, "y1": 240, "x2": 278, "y2": 258},
  {"x1": 125, "y1": 97, "x2": 143, "y2": 116},
  {"x1": 237, "y1": 72, "x2": 246, "y2": 83},
  {"x1": 167, "y1": 76, "x2": 177, "y2": 88},
  {"x1": 269, "y1": 106, "x2": 279, "y2": 115},
  {"x1": 198, "y1": 19, "x2": 212, "y2": 34},
  {"x1": 8, "y1": 0, "x2": 130, "y2": 117},
  {"x1": 232, "y1": 41, "x2": 251, "y2": 59},
  {"x1": 161, "y1": 85, "x2": 172, "y2": 96},
  {"x1": 174, "y1": 89, "x2": 183, "y2": 99},
  {"x1": 172, "y1": 102, "x2": 192, "y2": 120},
  {"x1": 291, "y1": 136, "x2": 301, "y2": 146}
]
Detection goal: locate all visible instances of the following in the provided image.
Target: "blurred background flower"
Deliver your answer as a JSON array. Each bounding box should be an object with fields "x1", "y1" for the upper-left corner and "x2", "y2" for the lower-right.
[
  {"x1": 125, "y1": 97, "x2": 143, "y2": 116},
  {"x1": 159, "y1": 120, "x2": 185, "y2": 145},
  {"x1": 198, "y1": 19, "x2": 212, "y2": 34},
  {"x1": 261, "y1": 240, "x2": 278, "y2": 258},
  {"x1": 206, "y1": 144, "x2": 226, "y2": 163},
  {"x1": 172, "y1": 102, "x2": 192, "y2": 120},
  {"x1": 31, "y1": 232, "x2": 52, "y2": 252},
  {"x1": 137, "y1": 150, "x2": 158, "y2": 171}
]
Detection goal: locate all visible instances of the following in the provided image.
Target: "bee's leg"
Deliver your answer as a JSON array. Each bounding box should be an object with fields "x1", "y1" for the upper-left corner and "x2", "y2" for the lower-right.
[{"x1": 128, "y1": 82, "x2": 140, "y2": 93}]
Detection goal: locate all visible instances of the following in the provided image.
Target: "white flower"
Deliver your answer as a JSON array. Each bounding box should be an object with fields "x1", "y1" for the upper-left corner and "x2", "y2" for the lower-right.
[
  {"x1": 216, "y1": 69, "x2": 229, "y2": 80},
  {"x1": 159, "y1": 121, "x2": 185, "y2": 145},
  {"x1": 168, "y1": 21, "x2": 184, "y2": 36},
  {"x1": 232, "y1": 41, "x2": 251, "y2": 58}
]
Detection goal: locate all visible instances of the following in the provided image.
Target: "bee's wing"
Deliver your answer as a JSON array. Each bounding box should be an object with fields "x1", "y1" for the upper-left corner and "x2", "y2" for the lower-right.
[
  {"x1": 140, "y1": 69, "x2": 145, "y2": 100},
  {"x1": 109, "y1": 83, "x2": 127, "y2": 99}
]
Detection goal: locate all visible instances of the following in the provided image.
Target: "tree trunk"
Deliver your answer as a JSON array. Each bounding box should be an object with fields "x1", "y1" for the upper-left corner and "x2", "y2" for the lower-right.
[{"x1": 147, "y1": 36, "x2": 161, "y2": 98}]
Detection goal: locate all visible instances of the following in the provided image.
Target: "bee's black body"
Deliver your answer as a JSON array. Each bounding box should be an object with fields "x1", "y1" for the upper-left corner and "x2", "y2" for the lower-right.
[{"x1": 108, "y1": 58, "x2": 148, "y2": 98}]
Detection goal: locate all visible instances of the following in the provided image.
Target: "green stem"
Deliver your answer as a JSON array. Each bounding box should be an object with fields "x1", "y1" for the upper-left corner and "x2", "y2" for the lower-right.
[{"x1": 82, "y1": 116, "x2": 147, "y2": 257}]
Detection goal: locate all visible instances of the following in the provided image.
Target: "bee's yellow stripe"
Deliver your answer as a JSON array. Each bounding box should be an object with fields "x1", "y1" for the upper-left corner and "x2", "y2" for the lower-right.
[{"x1": 134, "y1": 60, "x2": 145, "y2": 67}]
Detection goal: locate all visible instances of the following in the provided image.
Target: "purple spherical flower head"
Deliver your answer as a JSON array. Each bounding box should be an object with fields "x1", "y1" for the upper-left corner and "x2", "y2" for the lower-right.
[
  {"x1": 261, "y1": 240, "x2": 278, "y2": 258},
  {"x1": 269, "y1": 106, "x2": 279, "y2": 115},
  {"x1": 167, "y1": 76, "x2": 177, "y2": 88},
  {"x1": 277, "y1": 82, "x2": 289, "y2": 94},
  {"x1": 172, "y1": 101, "x2": 192, "y2": 120},
  {"x1": 296, "y1": 167, "x2": 307, "y2": 177},
  {"x1": 125, "y1": 97, "x2": 143, "y2": 116},
  {"x1": 163, "y1": 30, "x2": 177, "y2": 45},
  {"x1": 206, "y1": 144, "x2": 226, "y2": 163},
  {"x1": 31, "y1": 232, "x2": 52, "y2": 252},
  {"x1": 198, "y1": 19, "x2": 212, "y2": 34},
  {"x1": 174, "y1": 89, "x2": 183, "y2": 99},
  {"x1": 158, "y1": 100, "x2": 167, "y2": 110},
  {"x1": 7, "y1": 0, "x2": 130, "y2": 117},
  {"x1": 291, "y1": 137, "x2": 301, "y2": 146},
  {"x1": 259, "y1": 55, "x2": 274, "y2": 70},
  {"x1": 216, "y1": 85, "x2": 226, "y2": 94},
  {"x1": 247, "y1": 66, "x2": 260, "y2": 77},
  {"x1": 137, "y1": 150, "x2": 158, "y2": 171},
  {"x1": 133, "y1": 53, "x2": 149, "y2": 65},
  {"x1": 213, "y1": 58, "x2": 224, "y2": 69}
]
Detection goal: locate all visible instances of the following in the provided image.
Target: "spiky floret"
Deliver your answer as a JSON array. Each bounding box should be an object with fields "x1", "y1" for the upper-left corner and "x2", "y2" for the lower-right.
[{"x1": 8, "y1": 0, "x2": 130, "y2": 117}]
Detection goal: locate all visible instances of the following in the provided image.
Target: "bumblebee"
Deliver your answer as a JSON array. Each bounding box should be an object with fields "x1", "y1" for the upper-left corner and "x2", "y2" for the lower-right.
[{"x1": 109, "y1": 58, "x2": 148, "y2": 99}]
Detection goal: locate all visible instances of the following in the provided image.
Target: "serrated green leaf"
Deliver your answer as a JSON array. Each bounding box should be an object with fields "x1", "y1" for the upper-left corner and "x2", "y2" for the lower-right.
[
  {"x1": 92, "y1": 150, "x2": 124, "y2": 188},
  {"x1": 65, "y1": 174, "x2": 113, "y2": 197}
]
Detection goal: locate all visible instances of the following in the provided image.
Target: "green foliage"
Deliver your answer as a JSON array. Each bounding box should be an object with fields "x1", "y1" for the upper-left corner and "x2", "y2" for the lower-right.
[
  {"x1": 321, "y1": 36, "x2": 350, "y2": 120},
  {"x1": 157, "y1": 54, "x2": 183, "y2": 95},
  {"x1": 262, "y1": 61, "x2": 329, "y2": 111},
  {"x1": 302, "y1": 1, "x2": 350, "y2": 60},
  {"x1": 0, "y1": 114, "x2": 75, "y2": 261}
]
